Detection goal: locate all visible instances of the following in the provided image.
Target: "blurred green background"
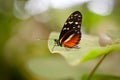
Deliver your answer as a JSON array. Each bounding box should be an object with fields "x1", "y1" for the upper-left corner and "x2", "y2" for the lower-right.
[{"x1": 0, "y1": 0, "x2": 120, "y2": 80}]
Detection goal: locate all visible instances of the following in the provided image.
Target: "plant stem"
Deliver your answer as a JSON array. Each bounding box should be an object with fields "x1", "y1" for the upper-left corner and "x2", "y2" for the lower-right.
[{"x1": 87, "y1": 54, "x2": 108, "y2": 80}]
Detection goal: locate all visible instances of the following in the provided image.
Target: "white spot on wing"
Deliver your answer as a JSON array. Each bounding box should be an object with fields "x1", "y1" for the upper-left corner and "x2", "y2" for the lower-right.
[
  {"x1": 78, "y1": 15, "x2": 81, "y2": 17},
  {"x1": 74, "y1": 14, "x2": 78, "y2": 16},
  {"x1": 67, "y1": 28, "x2": 69, "y2": 30},
  {"x1": 71, "y1": 16, "x2": 73, "y2": 19},
  {"x1": 63, "y1": 28, "x2": 66, "y2": 30},
  {"x1": 64, "y1": 22, "x2": 67, "y2": 25},
  {"x1": 68, "y1": 21, "x2": 73, "y2": 24},
  {"x1": 75, "y1": 22, "x2": 78, "y2": 24},
  {"x1": 75, "y1": 30, "x2": 77, "y2": 32}
]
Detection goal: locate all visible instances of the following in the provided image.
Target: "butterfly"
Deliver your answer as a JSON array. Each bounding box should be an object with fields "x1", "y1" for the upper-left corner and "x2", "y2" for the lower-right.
[{"x1": 52, "y1": 11, "x2": 82, "y2": 51}]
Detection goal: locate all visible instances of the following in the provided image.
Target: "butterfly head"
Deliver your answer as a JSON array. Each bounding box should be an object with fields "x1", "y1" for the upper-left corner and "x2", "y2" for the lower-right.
[
  {"x1": 51, "y1": 39, "x2": 61, "y2": 51},
  {"x1": 54, "y1": 39, "x2": 61, "y2": 46}
]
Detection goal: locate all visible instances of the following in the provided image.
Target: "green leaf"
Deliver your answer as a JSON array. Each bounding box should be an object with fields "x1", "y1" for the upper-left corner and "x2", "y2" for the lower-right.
[
  {"x1": 82, "y1": 74, "x2": 120, "y2": 80},
  {"x1": 48, "y1": 32, "x2": 120, "y2": 66},
  {"x1": 27, "y1": 57, "x2": 77, "y2": 79}
]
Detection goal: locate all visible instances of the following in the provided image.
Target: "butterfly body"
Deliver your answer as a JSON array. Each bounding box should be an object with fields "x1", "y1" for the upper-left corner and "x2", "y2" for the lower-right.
[{"x1": 53, "y1": 11, "x2": 82, "y2": 50}]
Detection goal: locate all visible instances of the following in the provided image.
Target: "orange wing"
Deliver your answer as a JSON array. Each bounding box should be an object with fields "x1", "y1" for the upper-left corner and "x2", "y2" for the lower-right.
[{"x1": 62, "y1": 35, "x2": 80, "y2": 48}]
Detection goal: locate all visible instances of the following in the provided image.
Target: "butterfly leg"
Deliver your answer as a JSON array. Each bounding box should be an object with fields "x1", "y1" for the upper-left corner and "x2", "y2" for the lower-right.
[
  {"x1": 51, "y1": 44, "x2": 57, "y2": 51},
  {"x1": 73, "y1": 45, "x2": 80, "y2": 49}
]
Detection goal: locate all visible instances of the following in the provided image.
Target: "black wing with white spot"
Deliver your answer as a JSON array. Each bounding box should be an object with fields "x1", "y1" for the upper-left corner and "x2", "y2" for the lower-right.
[{"x1": 58, "y1": 11, "x2": 82, "y2": 45}]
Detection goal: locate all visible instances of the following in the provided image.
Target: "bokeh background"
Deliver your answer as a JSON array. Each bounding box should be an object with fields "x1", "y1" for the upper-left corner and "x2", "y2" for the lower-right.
[{"x1": 0, "y1": 0, "x2": 120, "y2": 80}]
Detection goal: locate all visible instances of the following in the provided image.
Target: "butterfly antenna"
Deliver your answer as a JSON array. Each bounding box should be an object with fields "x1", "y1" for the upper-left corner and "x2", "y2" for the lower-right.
[{"x1": 51, "y1": 44, "x2": 56, "y2": 51}]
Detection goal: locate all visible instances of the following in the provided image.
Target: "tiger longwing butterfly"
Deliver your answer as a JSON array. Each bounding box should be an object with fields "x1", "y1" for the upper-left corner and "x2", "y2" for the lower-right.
[{"x1": 52, "y1": 11, "x2": 82, "y2": 51}]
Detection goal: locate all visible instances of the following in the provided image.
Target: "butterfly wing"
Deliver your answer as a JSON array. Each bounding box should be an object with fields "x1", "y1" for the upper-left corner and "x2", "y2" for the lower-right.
[{"x1": 59, "y1": 11, "x2": 82, "y2": 48}]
